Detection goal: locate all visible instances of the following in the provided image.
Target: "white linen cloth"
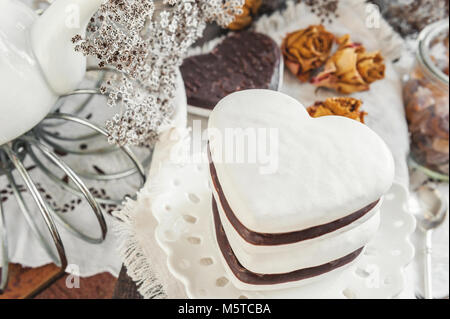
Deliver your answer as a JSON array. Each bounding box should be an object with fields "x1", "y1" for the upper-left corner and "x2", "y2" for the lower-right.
[{"x1": 114, "y1": 0, "x2": 448, "y2": 299}]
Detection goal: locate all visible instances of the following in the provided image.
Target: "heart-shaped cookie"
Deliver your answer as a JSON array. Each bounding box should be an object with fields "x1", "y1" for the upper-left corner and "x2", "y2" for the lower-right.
[
  {"x1": 180, "y1": 31, "x2": 282, "y2": 117},
  {"x1": 208, "y1": 89, "x2": 394, "y2": 234},
  {"x1": 207, "y1": 89, "x2": 395, "y2": 290}
]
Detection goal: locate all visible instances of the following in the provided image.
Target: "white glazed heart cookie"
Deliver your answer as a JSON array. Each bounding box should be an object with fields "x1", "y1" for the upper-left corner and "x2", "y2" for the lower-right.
[{"x1": 207, "y1": 89, "x2": 395, "y2": 291}]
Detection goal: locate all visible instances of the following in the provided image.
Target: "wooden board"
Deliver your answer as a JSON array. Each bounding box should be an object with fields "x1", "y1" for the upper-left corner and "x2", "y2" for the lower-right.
[
  {"x1": 112, "y1": 266, "x2": 143, "y2": 299},
  {"x1": 0, "y1": 263, "x2": 62, "y2": 299},
  {"x1": 35, "y1": 271, "x2": 116, "y2": 299},
  {"x1": 0, "y1": 263, "x2": 117, "y2": 299}
]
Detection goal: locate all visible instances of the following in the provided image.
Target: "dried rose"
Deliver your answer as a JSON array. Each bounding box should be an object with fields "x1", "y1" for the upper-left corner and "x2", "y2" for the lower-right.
[
  {"x1": 357, "y1": 51, "x2": 385, "y2": 84},
  {"x1": 282, "y1": 25, "x2": 334, "y2": 82},
  {"x1": 311, "y1": 35, "x2": 386, "y2": 94},
  {"x1": 307, "y1": 97, "x2": 367, "y2": 123},
  {"x1": 228, "y1": 0, "x2": 262, "y2": 30}
]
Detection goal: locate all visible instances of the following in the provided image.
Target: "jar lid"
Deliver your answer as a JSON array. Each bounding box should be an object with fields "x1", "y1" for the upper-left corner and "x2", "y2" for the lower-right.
[{"x1": 417, "y1": 19, "x2": 449, "y2": 86}]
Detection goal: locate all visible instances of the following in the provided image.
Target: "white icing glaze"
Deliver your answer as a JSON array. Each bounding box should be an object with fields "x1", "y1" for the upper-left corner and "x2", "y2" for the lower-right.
[
  {"x1": 212, "y1": 186, "x2": 381, "y2": 274},
  {"x1": 208, "y1": 89, "x2": 395, "y2": 233}
]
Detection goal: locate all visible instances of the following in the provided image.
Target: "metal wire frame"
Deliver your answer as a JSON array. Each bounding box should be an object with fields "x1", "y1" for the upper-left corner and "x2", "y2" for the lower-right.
[
  {"x1": 33, "y1": 67, "x2": 154, "y2": 173},
  {"x1": 0, "y1": 113, "x2": 148, "y2": 292},
  {"x1": 29, "y1": 113, "x2": 147, "y2": 205},
  {"x1": 1, "y1": 144, "x2": 68, "y2": 282},
  {"x1": 39, "y1": 67, "x2": 104, "y2": 132},
  {"x1": 31, "y1": 66, "x2": 151, "y2": 194},
  {"x1": 4, "y1": 163, "x2": 59, "y2": 260},
  {"x1": 0, "y1": 183, "x2": 8, "y2": 293},
  {"x1": 34, "y1": 69, "x2": 117, "y2": 156},
  {"x1": 0, "y1": 147, "x2": 63, "y2": 294},
  {"x1": 20, "y1": 135, "x2": 108, "y2": 244}
]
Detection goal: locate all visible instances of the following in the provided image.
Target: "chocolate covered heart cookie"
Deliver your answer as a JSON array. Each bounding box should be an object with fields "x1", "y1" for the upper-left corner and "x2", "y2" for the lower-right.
[
  {"x1": 207, "y1": 89, "x2": 395, "y2": 291},
  {"x1": 180, "y1": 31, "x2": 282, "y2": 116}
]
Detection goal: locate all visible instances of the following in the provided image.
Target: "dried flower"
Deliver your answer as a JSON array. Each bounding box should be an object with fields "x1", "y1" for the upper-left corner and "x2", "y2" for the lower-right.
[
  {"x1": 311, "y1": 35, "x2": 385, "y2": 94},
  {"x1": 357, "y1": 51, "x2": 385, "y2": 84},
  {"x1": 74, "y1": 0, "x2": 244, "y2": 147},
  {"x1": 308, "y1": 97, "x2": 367, "y2": 123},
  {"x1": 282, "y1": 25, "x2": 334, "y2": 82},
  {"x1": 228, "y1": 0, "x2": 262, "y2": 30}
]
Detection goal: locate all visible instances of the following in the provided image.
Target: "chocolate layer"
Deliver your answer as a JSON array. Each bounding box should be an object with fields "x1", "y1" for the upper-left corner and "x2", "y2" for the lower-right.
[
  {"x1": 213, "y1": 197, "x2": 364, "y2": 285},
  {"x1": 208, "y1": 147, "x2": 380, "y2": 246},
  {"x1": 180, "y1": 31, "x2": 281, "y2": 110}
]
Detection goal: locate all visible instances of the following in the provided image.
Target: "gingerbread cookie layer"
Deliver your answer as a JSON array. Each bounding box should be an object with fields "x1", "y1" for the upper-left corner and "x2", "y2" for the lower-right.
[
  {"x1": 209, "y1": 148, "x2": 380, "y2": 246},
  {"x1": 213, "y1": 197, "x2": 364, "y2": 286}
]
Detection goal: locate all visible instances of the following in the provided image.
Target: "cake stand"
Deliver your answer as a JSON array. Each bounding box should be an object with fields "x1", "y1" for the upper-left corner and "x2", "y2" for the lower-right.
[{"x1": 149, "y1": 147, "x2": 416, "y2": 299}]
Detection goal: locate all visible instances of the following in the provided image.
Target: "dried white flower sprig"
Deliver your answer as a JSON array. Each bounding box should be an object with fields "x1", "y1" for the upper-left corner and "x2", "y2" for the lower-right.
[{"x1": 73, "y1": 0, "x2": 244, "y2": 147}]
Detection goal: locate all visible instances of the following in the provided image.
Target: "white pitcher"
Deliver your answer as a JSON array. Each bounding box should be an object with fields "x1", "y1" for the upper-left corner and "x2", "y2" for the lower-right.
[{"x1": 0, "y1": 0, "x2": 103, "y2": 146}]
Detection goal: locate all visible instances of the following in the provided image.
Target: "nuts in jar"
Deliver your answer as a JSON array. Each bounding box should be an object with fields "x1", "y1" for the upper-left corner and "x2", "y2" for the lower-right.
[{"x1": 403, "y1": 19, "x2": 449, "y2": 180}]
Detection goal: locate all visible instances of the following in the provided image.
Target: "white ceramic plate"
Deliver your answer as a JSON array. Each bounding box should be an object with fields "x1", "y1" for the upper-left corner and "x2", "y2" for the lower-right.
[{"x1": 152, "y1": 158, "x2": 416, "y2": 299}]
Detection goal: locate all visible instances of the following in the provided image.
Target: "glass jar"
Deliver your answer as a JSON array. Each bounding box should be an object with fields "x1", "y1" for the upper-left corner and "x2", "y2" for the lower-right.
[{"x1": 403, "y1": 19, "x2": 449, "y2": 181}]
